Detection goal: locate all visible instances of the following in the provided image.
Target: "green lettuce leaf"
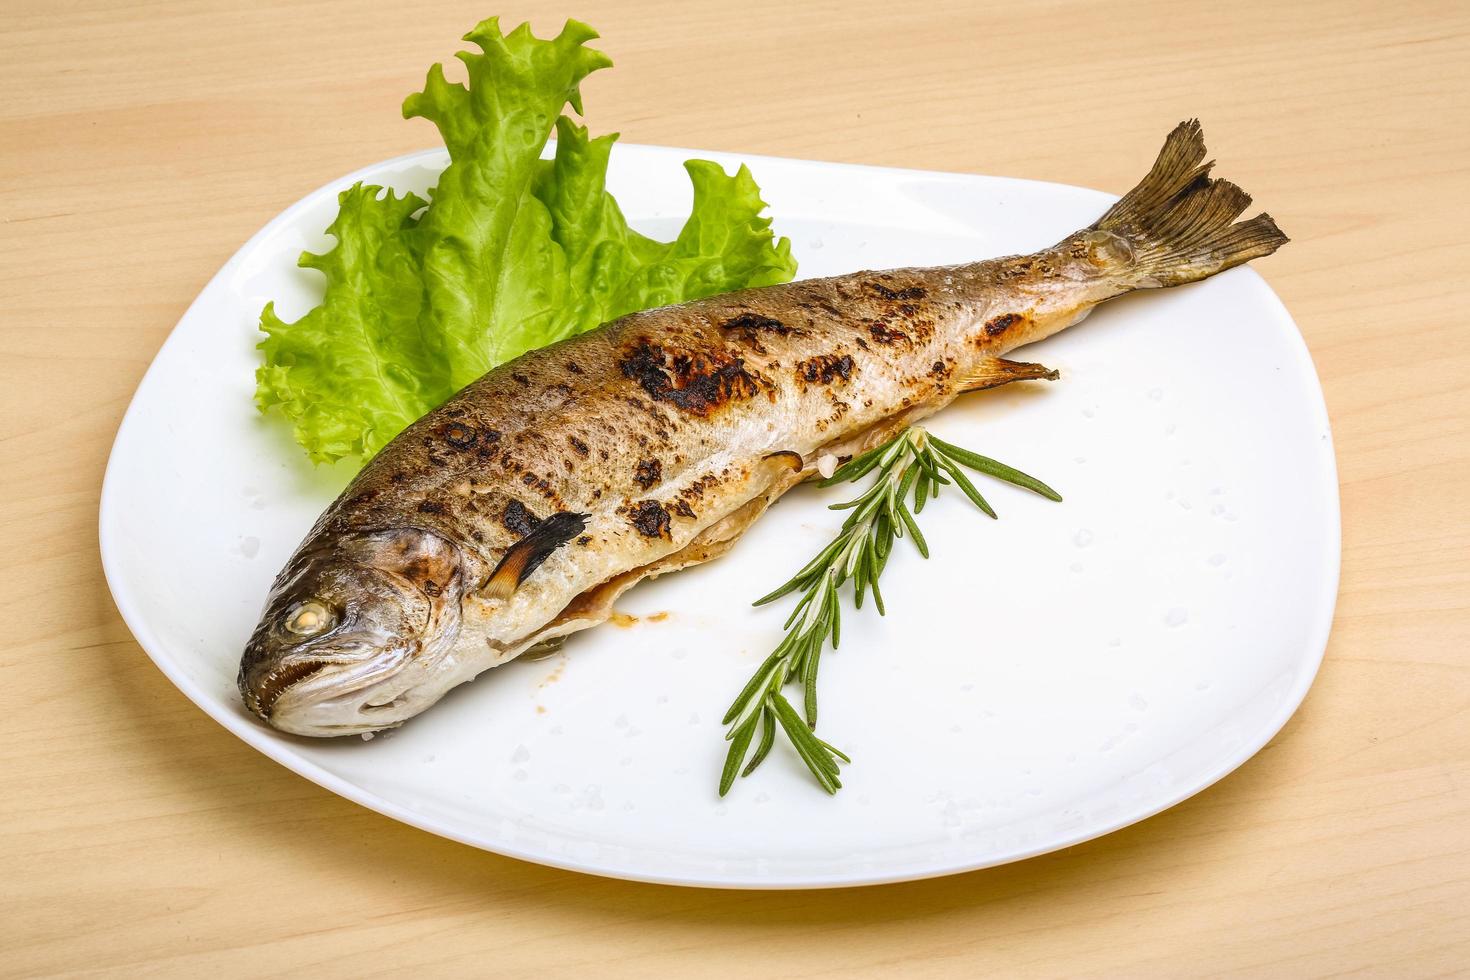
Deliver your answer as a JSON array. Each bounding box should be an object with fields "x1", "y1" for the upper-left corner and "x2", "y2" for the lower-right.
[
  {"x1": 257, "y1": 18, "x2": 796, "y2": 464},
  {"x1": 256, "y1": 185, "x2": 434, "y2": 462}
]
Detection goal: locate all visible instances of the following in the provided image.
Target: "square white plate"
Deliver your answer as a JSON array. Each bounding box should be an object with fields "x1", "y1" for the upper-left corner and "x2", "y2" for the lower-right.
[{"x1": 101, "y1": 142, "x2": 1338, "y2": 887}]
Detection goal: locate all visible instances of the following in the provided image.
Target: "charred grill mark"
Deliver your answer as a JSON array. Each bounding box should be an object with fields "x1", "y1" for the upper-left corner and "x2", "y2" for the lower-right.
[
  {"x1": 346, "y1": 488, "x2": 380, "y2": 508},
  {"x1": 634, "y1": 458, "x2": 662, "y2": 490},
  {"x1": 618, "y1": 340, "x2": 765, "y2": 417},
  {"x1": 720, "y1": 312, "x2": 789, "y2": 335},
  {"x1": 867, "y1": 281, "x2": 927, "y2": 301},
  {"x1": 907, "y1": 313, "x2": 936, "y2": 342},
  {"x1": 681, "y1": 473, "x2": 719, "y2": 501},
  {"x1": 577, "y1": 535, "x2": 592, "y2": 545},
  {"x1": 511, "y1": 373, "x2": 531, "y2": 387},
  {"x1": 670, "y1": 499, "x2": 695, "y2": 519},
  {"x1": 418, "y1": 500, "x2": 446, "y2": 515},
  {"x1": 720, "y1": 312, "x2": 798, "y2": 354},
  {"x1": 624, "y1": 500, "x2": 672, "y2": 539},
  {"x1": 930, "y1": 360, "x2": 951, "y2": 379},
  {"x1": 868, "y1": 321, "x2": 910, "y2": 346},
  {"x1": 985, "y1": 312, "x2": 1025, "y2": 337},
  {"x1": 795, "y1": 353, "x2": 855, "y2": 386},
  {"x1": 503, "y1": 499, "x2": 540, "y2": 537},
  {"x1": 622, "y1": 395, "x2": 665, "y2": 421},
  {"x1": 1000, "y1": 257, "x2": 1055, "y2": 280},
  {"x1": 442, "y1": 423, "x2": 477, "y2": 449},
  {"x1": 1001, "y1": 258, "x2": 1032, "y2": 279},
  {"x1": 566, "y1": 361, "x2": 584, "y2": 375},
  {"x1": 824, "y1": 389, "x2": 852, "y2": 424},
  {"x1": 518, "y1": 472, "x2": 559, "y2": 502},
  {"x1": 568, "y1": 435, "x2": 590, "y2": 457}
]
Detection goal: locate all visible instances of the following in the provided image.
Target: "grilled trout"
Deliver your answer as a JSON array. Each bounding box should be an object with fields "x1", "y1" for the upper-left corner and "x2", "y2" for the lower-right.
[{"x1": 240, "y1": 121, "x2": 1286, "y2": 736}]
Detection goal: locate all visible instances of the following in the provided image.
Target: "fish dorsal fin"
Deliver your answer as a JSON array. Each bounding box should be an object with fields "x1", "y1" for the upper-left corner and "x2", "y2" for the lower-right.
[
  {"x1": 483, "y1": 511, "x2": 589, "y2": 601},
  {"x1": 958, "y1": 357, "x2": 1060, "y2": 392}
]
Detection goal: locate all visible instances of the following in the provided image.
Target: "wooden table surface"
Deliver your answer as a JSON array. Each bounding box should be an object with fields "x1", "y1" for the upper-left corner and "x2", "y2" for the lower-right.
[{"x1": 4, "y1": 0, "x2": 1467, "y2": 975}]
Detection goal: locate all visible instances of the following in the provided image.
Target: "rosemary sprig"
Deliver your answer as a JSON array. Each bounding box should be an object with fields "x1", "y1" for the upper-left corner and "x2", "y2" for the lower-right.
[{"x1": 718, "y1": 425, "x2": 1061, "y2": 796}]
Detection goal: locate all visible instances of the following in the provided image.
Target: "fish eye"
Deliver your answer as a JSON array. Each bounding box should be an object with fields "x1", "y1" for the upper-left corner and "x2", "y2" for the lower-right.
[{"x1": 284, "y1": 600, "x2": 336, "y2": 637}]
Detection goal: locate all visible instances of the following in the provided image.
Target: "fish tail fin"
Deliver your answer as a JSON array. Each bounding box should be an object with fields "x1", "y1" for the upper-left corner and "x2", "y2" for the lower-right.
[{"x1": 1088, "y1": 120, "x2": 1288, "y2": 287}]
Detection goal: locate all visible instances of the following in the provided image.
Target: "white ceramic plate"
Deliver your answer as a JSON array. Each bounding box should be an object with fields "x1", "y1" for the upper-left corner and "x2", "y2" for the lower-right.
[{"x1": 101, "y1": 143, "x2": 1338, "y2": 888}]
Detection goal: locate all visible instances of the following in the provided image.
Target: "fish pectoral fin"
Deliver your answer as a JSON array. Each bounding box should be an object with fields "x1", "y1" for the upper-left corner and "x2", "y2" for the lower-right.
[
  {"x1": 959, "y1": 356, "x2": 1060, "y2": 392},
  {"x1": 515, "y1": 499, "x2": 758, "y2": 654},
  {"x1": 483, "y1": 511, "x2": 589, "y2": 601}
]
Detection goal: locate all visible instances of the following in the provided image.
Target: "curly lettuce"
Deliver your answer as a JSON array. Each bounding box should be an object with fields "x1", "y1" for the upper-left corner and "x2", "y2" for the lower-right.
[{"x1": 257, "y1": 18, "x2": 796, "y2": 464}]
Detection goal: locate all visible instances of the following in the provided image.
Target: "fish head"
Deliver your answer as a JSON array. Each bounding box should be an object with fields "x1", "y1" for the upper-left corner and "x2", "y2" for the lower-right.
[{"x1": 238, "y1": 526, "x2": 468, "y2": 736}]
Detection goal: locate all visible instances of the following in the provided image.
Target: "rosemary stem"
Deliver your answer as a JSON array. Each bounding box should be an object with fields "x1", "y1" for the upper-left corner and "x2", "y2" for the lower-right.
[{"x1": 717, "y1": 425, "x2": 1060, "y2": 797}]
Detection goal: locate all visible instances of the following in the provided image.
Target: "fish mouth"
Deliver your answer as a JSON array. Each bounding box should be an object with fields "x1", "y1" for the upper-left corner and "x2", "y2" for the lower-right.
[
  {"x1": 241, "y1": 642, "x2": 420, "y2": 735},
  {"x1": 266, "y1": 662, "x2": 428, "y2": 737},
  {"x1": 246, "y1": 659, "x2": 330, "y2": 718}
]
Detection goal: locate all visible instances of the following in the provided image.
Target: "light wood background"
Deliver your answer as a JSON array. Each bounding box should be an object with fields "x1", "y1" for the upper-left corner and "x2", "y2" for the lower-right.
[{"x1": 3, "y1": 0, "x2": 1467, "y2": 975}]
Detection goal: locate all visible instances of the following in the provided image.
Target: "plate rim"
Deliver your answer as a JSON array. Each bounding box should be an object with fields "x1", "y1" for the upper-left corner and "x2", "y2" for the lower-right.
[{"x1": 99, "y1": 144, "x2": 1341, "y2": 889}]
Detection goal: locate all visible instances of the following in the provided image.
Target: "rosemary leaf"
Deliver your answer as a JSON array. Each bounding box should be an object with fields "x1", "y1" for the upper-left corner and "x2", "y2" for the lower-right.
[
  {"x1": 742, "y1": 706, "x2": 777, "y2": 777},
  {"x1": 937, "y1": 456, "x2": 997, "y2": 518},
  {"x1": 897, "y1": 499, "x2": 928, "y2": 557},
  {"x1": 719, "y1": 711, "x2": 761, "y2": 796},
  {"x1": 929, "y1": 435, "x2": 1063, "y2": 501}
]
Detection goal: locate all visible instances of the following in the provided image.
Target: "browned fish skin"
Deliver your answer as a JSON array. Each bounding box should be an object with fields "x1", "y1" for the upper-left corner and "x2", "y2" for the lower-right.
[{"x1": 240, "y1": 120, "x2": 1286, "y2": 734}]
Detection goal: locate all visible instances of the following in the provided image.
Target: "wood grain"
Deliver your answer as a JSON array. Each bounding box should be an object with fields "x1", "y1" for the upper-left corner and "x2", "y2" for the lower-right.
[{"x1": 3, "y1": 0, "x2": 1467, "y2": 975}]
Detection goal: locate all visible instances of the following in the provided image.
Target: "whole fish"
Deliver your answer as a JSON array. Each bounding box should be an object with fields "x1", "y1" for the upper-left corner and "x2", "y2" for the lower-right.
[{"x1": 240, "y1": 121, "x2": 1285, "y2": 735}]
